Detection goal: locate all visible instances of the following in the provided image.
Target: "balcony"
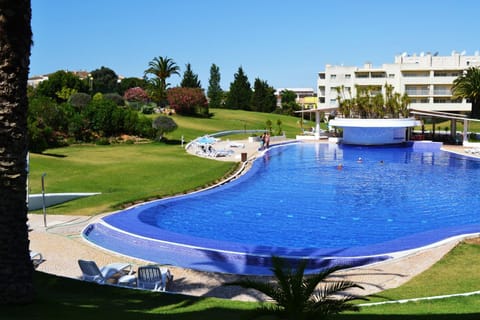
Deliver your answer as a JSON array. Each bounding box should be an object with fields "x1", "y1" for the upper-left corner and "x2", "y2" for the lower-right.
[
  {"x1": 433, "y1": 89, "x2": 452, "y2": 96},
  {"x1": 405, "y1": 89, "x2": 429, "y2": 96}
]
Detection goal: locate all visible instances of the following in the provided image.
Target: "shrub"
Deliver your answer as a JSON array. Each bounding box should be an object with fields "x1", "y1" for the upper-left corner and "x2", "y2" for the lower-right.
[
  {"x1": 166, "y1": 87, "x2": 208, "y2": 116},
  {"x1": 124, "y1": 86, "x2": 149, "y2": 103},
  {"x1": 136, "y1": 116, "x2": 156, "y2": 139},
  {"x1": 95, "y1": 137, "x2": 110, "y2": 145},
  {"x1": 152, "y1": 116, "x2": 178, "y2": 141},
  {"x1": 104, "y1": 92, "x2": 125, "y2": 106},
  {"x1": 141, "y1": 104, "x2": 155, "y2": 114},
  {"x1": 69, "y1": 92, "x2": 92, "y2": 109}
]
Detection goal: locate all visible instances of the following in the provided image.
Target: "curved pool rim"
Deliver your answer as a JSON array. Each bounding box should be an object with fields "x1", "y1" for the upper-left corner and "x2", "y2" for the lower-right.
[{"x1": 82, "y1": 142, "x2": 480, "y2": 275}]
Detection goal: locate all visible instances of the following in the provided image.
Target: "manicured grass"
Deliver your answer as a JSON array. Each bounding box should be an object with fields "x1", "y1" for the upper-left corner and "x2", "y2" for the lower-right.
[
  {"x1": 368, "y1": 240, "x2": 480, "y2": 301},
  {"x1": 416, "y1": 119, "x2": 480, "y2": 133},
  {"x1": 340, "y1": 240, "x2": 480, "y2": 318},
  {"x1": 2, "y1": 272, "x2": 258, "y2": 320},
  {"x1": 165, "y1": 108, "x2": 317, "y2": 142},
  {"x1": 341, "y1": 295, "x2": 480, "y2": 319},
  {"x1": 28, "y1": 108, "x2": 312, "y2": 215},
  {"x1": 29, "y1": 143, "x2": 237, "y2": 215}
]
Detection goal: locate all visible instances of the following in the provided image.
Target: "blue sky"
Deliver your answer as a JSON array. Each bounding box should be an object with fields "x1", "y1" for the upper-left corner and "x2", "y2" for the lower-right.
[{"x1": 30, "y1": 0, "x2": 479, "y2": 90}]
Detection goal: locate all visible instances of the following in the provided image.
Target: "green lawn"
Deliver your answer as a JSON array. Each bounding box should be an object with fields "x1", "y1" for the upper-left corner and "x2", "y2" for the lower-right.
[
  {"x1": 341, "y1": 240, "x2": 480, "y2": 318},
  {"x1": 29, "y1": 143, "x2": 237, "y2": 215},
  {"x1": 28, "y1": 108, "x2": 313, "y2": 215},
  {"x1": 2, "y1": 272, "x2": 258, "y2": 320}
]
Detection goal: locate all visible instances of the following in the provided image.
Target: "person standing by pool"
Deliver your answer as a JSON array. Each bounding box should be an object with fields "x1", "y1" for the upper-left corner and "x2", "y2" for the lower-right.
[
  {"x1": 264, "y1": 132, "x2": 270, "y2": 149},
  {"x1": 259, "y1": 132, "x2": 265, "y2": 150}
]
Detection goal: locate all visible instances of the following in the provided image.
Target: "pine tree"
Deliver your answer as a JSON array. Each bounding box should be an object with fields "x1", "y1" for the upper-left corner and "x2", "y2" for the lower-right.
[
  {"x1": 207, "y1": 64, "x2": 223, "y2": 108},
  {"x1": 251, "y1": 78, "x2": 276, "y2": 113},
  {"x1": 225, "y1": 66, "x2": 252, "y2": 110},
  {"x1": 180, "y1": 63, "x2": 201, "y2": 88}
]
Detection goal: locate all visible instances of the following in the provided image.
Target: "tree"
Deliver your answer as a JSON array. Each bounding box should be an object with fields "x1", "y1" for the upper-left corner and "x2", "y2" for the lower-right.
[
  {"x1": 251, "y1": 78, "x2": 276, "y2": 113},
  {"x1": 180, "y1": 63, "x2": 201, "y2": 88},
  {"x1": 28, "y1": 96, "x2": 69, "y2": 152},
  {"x1": 207, "y1": 63, "x2": 223, "y2": 108},
  {"x1": 118, "y1": 77, "x2": 148, "y2": 95},
  {"x1": 0, "y1": 0, "x2": 35, "y2": 303},
  {"x1": 280, "y1": 89, "x2": 301, "y2": 115},
  {"x1": 452, "y1": 66, "x2": 480, "y2": 119},
  {"x1": 336, "y1": 84, "x2": 410, "y2": 119},
  {"x1": 69, "y1": 92, "x2": 91, "y2": 109},
  {"x1": 90, "y1": 66, "x2": 119, "y2": 94},
  {"x1": 103, "y1": 93, "x2": 125, "y2": 106},
  {"x1": 123, "y1": 87, "x2": 149, "y2": 103},
  {"x1": 152, "y1": 116, "x2": 178, "y2": 141},
  {"x1": 35, "y1": 70, "x2": 88, "y2": 102},
  {"x1": 144, "y1": 56, "x2": 180, "y2": 106},
  {"x1": 225, "y1": 66, "x2": 252, "y2": 110},
  {"x1": 225, "y1": 257, "x2": 366, "y2": 320},
  {"x1": 167, "y1": 87, "x2": 208, "y2": 116}
]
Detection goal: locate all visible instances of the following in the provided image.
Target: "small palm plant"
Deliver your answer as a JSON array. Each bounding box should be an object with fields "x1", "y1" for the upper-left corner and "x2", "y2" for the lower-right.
[{"x1": 225, "y1": 256, "x2": 367, "y2": 320}]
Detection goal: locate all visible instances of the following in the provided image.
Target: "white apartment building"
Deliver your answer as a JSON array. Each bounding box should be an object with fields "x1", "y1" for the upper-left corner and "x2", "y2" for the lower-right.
[{"x1": 317, "y1": 51, "x2": 480, "y2": 114}]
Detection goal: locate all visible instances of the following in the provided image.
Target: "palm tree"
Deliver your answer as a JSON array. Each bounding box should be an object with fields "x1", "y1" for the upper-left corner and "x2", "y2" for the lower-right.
[
  {"x1": 452, "y1": 66, "x2": 480, "y2": 119},
  {"x1": 144, "y1": 56, "x2": 180, "y2": 106},
  {"x1": 225, "y1": 256, "x2": 366, "y2": 320},
  {"x1": 0, "y1": 0, "x2": 34, "y2": 303}
]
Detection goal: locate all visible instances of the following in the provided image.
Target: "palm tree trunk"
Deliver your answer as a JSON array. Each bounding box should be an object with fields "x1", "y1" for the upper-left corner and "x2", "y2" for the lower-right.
[{"x1": 0, "y1": 0, "x2": 34, "y2": 304}]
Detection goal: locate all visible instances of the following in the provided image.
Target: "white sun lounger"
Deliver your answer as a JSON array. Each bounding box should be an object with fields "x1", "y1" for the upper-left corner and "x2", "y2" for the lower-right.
[
  {"x1": 137, "y1": 265, "x2": 173, "y2": 291},
  {"x1": 78, "y1": 259, "x2": 133, "y2": 284},
  {"x1": 30, "y1": 251, "x2": 44, "y2": 269}
]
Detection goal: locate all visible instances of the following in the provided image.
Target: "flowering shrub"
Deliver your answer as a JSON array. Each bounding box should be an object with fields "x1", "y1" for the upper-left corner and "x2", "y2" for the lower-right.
[
  {"x1": 123, "y1": 86, "x2": 149, "y2": 102},
  {"x1": 166, "y1": 87, "x2": 208, "y2": 116}
]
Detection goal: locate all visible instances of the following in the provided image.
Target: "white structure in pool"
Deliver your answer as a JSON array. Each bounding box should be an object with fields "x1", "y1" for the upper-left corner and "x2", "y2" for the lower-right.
[
  {"x1": 317, "y1": 51, "x2": 480, "y2": 113},
  {"x1": 329, "y1": 118, "x2": 422, "y2": 145}
]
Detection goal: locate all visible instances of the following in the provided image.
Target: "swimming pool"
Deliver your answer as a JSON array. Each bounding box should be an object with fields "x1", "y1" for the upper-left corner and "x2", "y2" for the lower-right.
[{"x1": 83, "y1": 142, "x2": 480, "y2": 275}]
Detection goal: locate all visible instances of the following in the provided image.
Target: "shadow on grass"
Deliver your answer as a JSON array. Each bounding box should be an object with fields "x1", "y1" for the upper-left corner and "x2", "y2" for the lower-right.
[
  {"x1": 334, "y1": 315, "x2": 480, "y2": 320},
  {"x1": 3, "y1": 273, "x2": 480, "y2": 320},
  {"x1": 38, "y1": 152, "x2": 67, "y2": 158},
  {"x1": 1, "y1": 272, "x2": 256, "y2": 320},
  {"x1": 163, "y1": 139, "x2": 182, "y2": 145}
]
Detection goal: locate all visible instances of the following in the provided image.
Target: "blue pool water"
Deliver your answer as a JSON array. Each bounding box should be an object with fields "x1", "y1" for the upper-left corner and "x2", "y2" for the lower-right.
[{"x1": 84, "y1": 142, "x2": 480, "y2": 274}]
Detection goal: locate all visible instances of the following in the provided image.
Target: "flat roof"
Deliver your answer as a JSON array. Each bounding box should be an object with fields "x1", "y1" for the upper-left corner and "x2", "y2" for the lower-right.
[{"x1": 410, "y1": 109, "x2": 480, "y2": 122}]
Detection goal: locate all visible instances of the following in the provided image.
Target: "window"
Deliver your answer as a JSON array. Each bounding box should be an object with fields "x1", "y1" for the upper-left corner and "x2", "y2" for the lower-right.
[
  {"x1": 355, "y1": 72, "x2": 369, "y2": 78},
  {"x1": 434, "y1": 71, "x2": 461, "y2": 77},
  {"x1": 405, "y1": 85, "x2": 429, "y2": 96},
  {"x1": 371, "y1": 72, "x2": 386, "y2": 78},
  {"x1": 433, "y1": 85, "x2": 451, "y2": 95},
  {"x1": 402, "y1": 71, "x2": 429, "y2": 77},
  {"x1": 318, "y1": 73, "x2": 325, "y2": 79},
  {"x1": 345, "y1": 74, "x2": 351, "y2": 79},
  {"x1": 330, "y1": 74, "x2": 336, "y2": 79},
  {"x1": 388, "y1": 74, "x2": 395, "y2": 78}
]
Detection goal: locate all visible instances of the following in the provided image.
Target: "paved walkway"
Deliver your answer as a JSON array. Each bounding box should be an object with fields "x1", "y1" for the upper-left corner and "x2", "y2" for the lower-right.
[{"x1": 28, "y1": 141, "x2": 479, "y2": 301}]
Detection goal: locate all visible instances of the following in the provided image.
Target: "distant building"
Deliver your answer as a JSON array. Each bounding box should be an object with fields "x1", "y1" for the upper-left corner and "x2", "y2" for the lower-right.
[
  {"x1": 275, "y1": 88, "x2": 316, "y2": 108},
  {"x1": 28, "y1": 69, "x2": 125, "y2": 88},
  {"x1": 27, "y1": 75, "x2": 49, "y2": 88},
  {"x1": 317, "y1": 51, "x2": 480, "y2": 114}
]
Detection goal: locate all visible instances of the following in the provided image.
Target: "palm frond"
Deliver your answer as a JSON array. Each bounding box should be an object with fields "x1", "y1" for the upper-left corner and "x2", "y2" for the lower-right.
[{"x1": 224, "y1": 278, "x2": 282, "y2": 302}]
